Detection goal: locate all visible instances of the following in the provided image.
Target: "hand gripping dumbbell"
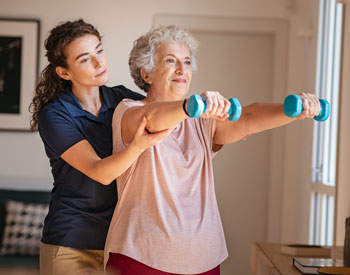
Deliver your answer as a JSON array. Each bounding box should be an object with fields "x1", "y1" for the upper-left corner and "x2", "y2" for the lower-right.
[
  {"x1": 283, "y1": 94, "x2": 330, "y2": 122},
  {"x1": 186, "y1": 94, "x2": 242, "y2": 121}
]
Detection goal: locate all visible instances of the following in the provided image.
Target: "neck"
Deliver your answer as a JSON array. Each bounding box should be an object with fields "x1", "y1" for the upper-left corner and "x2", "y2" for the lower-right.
[{"x1": 72, "y1": 85, "x2": 102, "y2": 116}]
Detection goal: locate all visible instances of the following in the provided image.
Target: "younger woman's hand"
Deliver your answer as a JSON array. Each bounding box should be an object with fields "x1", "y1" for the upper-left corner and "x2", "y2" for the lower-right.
[
  {"x1": 129, "y1": 117, "x2": 171, "y2": 153},
  {"x1": 298, "y1": 92, "x2": 321, "y2": 120},
  {"x1": 200, "y1": 91, "x2": 231, "y2": 121}
]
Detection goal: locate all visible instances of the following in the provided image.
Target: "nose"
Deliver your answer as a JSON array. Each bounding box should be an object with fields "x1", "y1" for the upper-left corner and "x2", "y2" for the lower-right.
[
  {"x1": 93, "y1": 56, "x2": 103, "y2": 68},
  {"x1": 175, "y1": 62, "x2": 184, "y2": 75}
]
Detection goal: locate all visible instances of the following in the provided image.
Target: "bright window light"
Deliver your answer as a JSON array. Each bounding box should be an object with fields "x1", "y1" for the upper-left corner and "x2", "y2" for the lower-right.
[{"x1": 310, "y1": 0, "x2": 343, "y2": 246}]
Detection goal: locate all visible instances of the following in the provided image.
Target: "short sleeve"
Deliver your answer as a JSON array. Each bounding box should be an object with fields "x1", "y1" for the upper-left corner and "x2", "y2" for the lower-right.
[
  {"x1": 38, "y1": 107, "x2": 85, "y2": 159},
  {"x1": 107, "y1": 85, "x2": 145, "y2": 106},
  {"x1": 112, "y1": 99, "x2": 143, "y2": 153},
  {"x1": 115, "y1": 85, "x2": 145, "y2": 101}
]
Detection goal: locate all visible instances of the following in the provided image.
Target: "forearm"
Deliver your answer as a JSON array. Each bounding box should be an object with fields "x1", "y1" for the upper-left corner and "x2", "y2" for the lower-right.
[
  {"x1": 61, "y1": 139, "x2": 144, "y2": 186},
  {"x1": 244, "y1": 102, "x2": 296, "y2": 133},
  {"x1": 214, "y1": 102, "x2": 296, "y2": 144},
  {"x1": 134, "y1": 100, "x2": 188, "y2": 133},
  {"x1": 88, "y1": 143, "x2": 143, "y2": 185}
]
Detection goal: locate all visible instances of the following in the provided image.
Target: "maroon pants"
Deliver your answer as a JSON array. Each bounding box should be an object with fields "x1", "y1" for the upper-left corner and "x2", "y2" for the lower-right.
[{"x1": 106, "y1": 253, "x2": 220, "y2": 275}]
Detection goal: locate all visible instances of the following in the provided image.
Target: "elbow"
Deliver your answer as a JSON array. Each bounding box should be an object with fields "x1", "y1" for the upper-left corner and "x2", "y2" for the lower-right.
[
  {"x1": 96, "y1": 178, "x2": 112, "y2": 185},
  {"x1": 88, "y1": 165, "x2": 114, "y2": 186},
  {"x1": 92, "y1": 176, "x2": 114, "y2": 186}
]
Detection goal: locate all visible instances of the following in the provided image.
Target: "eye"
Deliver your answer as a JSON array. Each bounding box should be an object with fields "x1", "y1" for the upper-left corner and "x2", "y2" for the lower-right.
[
  {"x1": 80, "y1": 57, "x2": 90, "y2": 63},
  {"x1": 97, "y1": 48, "x2": 104, "y2": 54},
  {"x1": 166, "y1": 58, "x2": 175, "y2": 63},
  {"x1": 184, "y1": 60, "x2": 192, "y2": 65}
]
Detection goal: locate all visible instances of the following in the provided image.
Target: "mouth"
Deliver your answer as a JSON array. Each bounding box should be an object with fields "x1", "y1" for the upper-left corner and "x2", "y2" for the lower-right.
[
  {"x1": 172, "y1": 78, "x2": 187, "y2": 83},
  {"x1": 95, "y1": 69, "x2": 107, "y2": 77}
]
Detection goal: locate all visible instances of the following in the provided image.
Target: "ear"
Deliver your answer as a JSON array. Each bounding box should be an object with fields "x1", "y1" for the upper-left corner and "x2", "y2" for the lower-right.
[
  {"x1": 55, "y1": 66, "x2": 71, "y2": 81},
  {"x1": 140, "y1": 68, "x2": 152, "y2": 84}
]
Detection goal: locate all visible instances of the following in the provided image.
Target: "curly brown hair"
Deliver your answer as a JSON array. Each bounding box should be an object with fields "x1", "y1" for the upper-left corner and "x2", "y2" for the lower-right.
[{"x1": 29, "y1": 19, "x2": 101, "y2": 131}]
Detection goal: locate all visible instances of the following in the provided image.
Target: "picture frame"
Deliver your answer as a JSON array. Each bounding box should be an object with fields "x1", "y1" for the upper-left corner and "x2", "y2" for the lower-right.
[{"x1": 0, "y1": 18, "x2": 40, "y2": 131}]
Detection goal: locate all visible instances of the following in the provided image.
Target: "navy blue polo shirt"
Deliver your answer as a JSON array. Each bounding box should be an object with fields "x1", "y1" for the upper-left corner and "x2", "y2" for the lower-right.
[{"x1": 38, "y1": 85, "x2": 144, "y2": 250}]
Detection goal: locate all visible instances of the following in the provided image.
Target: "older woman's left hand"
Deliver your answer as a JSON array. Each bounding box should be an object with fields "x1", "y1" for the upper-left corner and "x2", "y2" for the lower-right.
[
  {"x1": 200, "y1": 91, "x2": 231, "y2": 121},
  {"x1": 298, "y1": 92, "x2": 321, "y2": 120}
]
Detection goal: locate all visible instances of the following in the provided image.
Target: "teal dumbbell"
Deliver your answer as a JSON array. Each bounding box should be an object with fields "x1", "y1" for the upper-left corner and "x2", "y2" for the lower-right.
[
  {"x1": 187, "y1": 94, "x2": 242, "y2": 121},
  {"x1": 283, "y1": 94, "x2": 330, "y2": 122}
]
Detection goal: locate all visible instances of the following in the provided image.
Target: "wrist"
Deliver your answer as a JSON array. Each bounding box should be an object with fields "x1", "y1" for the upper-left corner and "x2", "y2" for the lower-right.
[
  {"x1": 127, "y1": 141, "x2": 145, "y2": 156},
  {"x1": 183, "y1": 98, "x2": 190, "y2": 117}
]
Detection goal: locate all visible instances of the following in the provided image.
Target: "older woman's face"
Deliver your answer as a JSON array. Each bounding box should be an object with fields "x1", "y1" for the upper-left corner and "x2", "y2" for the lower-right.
[{"x1": 147, "y1": 43, "x2": 192, "y2": 100}]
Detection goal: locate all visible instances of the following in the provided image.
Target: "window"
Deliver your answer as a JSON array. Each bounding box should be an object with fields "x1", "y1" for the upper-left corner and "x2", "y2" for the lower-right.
[{"x1": 310, "y1": 0, "x2": 344, "y2": 246}]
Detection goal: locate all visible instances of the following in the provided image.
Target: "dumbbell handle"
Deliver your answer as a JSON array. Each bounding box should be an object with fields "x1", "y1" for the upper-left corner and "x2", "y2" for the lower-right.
[
  {"x1": 283, "y1": 94, "x2": 330, "y2": 122},
  {"x1": 187, "y1": 94, "x2": 242, "y2": 122}
]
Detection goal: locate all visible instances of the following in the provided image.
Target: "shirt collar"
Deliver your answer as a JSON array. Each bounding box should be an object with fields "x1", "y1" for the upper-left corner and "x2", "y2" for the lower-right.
[
  {"x1": 58, "y1": 87, "x2": 85, "y2": 117},
  {"x1": 58, "y1": 86, "x2": 112, "y2": 118},
  {"x1": 100, "y1": 85, "x2": 116, "y2": 109}
]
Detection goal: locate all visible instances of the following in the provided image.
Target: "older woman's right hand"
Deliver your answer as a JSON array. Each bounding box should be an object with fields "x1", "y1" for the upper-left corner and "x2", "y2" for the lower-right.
[
  {"x1": 129, "y1": 117, "x2": 172, "y2": 153},
  {"x1": 200, "y1": 91, "x2": 231, "y2": 121}
]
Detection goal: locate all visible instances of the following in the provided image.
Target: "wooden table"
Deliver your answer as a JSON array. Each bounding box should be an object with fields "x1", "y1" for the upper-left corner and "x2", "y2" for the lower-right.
[
  {"x1": 251, "y1": 243, "x2": 300, "y2": 275},
  {"x1": 250, "y1": 243, "x2": 343, "y2": 275}
]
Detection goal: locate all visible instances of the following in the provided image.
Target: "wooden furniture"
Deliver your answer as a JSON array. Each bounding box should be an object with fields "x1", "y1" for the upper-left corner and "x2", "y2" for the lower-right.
[{"x1": 250, "y1": 242, "x2": 343, "y2": 275}]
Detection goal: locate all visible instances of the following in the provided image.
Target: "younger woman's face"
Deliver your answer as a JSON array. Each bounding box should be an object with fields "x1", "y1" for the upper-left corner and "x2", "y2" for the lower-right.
[{"x1": 59, "y1": 34, "x2": 109, "y2": 88}]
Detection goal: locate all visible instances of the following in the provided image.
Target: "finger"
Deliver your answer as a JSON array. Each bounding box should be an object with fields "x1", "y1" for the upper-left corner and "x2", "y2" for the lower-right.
[
  {"x1": 147, "y1": 128, "x2": 171, "y2": 145},
  {"x1": 306, "y1": 94, "x2": 315, "y2": 117},
  {"x1": 308, "y1": 93, "x2": 319, "y2": 117},
  {"x1": 312, "y1": 95, "x2": 321, "y2": 116},
  {"x1": 223, "y1": 99, "x2": 231, "y2": 116},
  {"x1": 215, "y1": 97, "x2": 226, "y2": 117},
  {"x1": 301, "y1": 93, "x2": 310, "y2": 116},
  {"x1": 135, "y1": 116, "x2": 148, "y2": 136},
  {"x1": 203, "y1": 92, "x2": 213, "y2": 114},
  {"x1": 218, "y1": 98, "x2": 231, "y2": 118},
  {"x1": 208, "y1": 92, "x2": 219, "y2": 115},
  {"x1": 311, "y1": 95, "x2": 318, "y2": 117},
  {"x1": 316, "y1": 100, "x2": 321, "y2": 116},
  {"x1": 217, "y1": 114, "x2": 229, "y2": 121}
]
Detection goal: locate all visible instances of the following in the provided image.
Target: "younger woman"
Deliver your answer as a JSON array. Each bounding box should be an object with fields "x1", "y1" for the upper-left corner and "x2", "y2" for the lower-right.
[{"x1": 30, "y1": 19, "x2": 169, "y2": 275}]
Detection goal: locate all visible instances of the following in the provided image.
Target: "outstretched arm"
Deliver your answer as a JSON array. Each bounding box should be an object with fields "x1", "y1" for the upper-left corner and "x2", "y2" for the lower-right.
[
  {"x1": 213, "y1": 93, "x2": 321, "y2": 145},
  {"x1": 121, "y1": 91, "x2": 230, "y2": 146}
]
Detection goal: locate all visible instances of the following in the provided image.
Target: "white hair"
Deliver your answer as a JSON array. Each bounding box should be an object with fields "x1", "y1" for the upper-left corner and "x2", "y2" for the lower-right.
[{"x1": 129, "y1": 25, "x2": 199, "y2": 92}]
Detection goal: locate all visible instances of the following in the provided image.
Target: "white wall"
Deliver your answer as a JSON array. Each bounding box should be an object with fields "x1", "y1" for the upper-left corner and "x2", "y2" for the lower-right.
[
  {"x1": 0, "y1": 0, "x2": 320, "y2": 274},
  {"x1": 0, "y1": 0, "x2": 289, "y2": 191}
]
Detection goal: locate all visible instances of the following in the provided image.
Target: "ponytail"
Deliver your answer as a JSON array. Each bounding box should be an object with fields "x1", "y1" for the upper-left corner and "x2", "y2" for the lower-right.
[{"x1": 29, "y1": 64, "x2": 70, "y2": 131}]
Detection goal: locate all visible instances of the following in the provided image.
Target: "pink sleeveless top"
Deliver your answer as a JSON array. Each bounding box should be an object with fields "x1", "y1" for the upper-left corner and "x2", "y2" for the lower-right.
[{"x1": 104, "y1": 99, "x2": 228, "y2": 274}]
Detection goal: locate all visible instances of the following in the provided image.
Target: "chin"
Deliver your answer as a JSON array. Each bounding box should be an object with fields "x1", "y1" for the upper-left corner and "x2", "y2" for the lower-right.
[
  {"x1": 98, "y1": 75, "x2": 110, "y2": 86},
  {"x1": 174, "y1": 89, "x2": 189, "y2": 97}
]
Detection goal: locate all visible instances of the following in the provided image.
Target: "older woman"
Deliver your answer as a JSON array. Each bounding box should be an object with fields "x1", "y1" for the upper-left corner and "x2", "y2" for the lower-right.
[{"x1": 104, "y1": 25, "x2": 320, "y2": 275}]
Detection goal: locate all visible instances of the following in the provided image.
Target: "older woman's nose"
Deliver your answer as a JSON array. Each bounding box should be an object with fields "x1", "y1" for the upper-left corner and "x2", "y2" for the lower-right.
[{"x1": 175, "y1": 62, "x2": 185, "y2": 75}]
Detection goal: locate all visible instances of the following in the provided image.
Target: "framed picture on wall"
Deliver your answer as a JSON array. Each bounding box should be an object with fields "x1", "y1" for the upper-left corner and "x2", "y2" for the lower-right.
[{"x1": 0, "y1": 18, "x2": 40, "y2": 131}]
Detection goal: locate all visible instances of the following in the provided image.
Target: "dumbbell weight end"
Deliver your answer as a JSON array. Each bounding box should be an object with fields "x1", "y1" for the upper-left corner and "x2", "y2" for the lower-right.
[
  {"x1": 283, "y1": 94, "x2": 330, "y2": 122},
  {"x1": 187, "y1": 94, "x2": 242, "y2": 121}
]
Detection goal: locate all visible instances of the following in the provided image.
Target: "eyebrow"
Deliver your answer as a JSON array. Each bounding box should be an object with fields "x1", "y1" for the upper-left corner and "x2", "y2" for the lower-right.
[
  {"x1": 75, "y1": 43, "x2": 102, "y2": 61},
  {"x1": 164, "y1": 53, "x2": 191, "y2": 59}
]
